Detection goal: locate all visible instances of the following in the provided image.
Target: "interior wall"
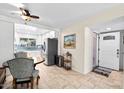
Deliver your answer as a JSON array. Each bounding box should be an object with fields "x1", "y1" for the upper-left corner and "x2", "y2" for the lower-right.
[
  {"x1": 84, "y1": 27, "x2": 97, "y2": 74},
  {"x1": 0, "y1": 20, "x2": 14, "y2": 66},
  {"x1": 58, "y1": 31, "x2": 61, "y2": 55},
  {"x1": 60, "y1": 26, "x2": 97, "y2": 74},
  {"x1": 60, "y1": 25, "x2": 85, "y2": 73}
]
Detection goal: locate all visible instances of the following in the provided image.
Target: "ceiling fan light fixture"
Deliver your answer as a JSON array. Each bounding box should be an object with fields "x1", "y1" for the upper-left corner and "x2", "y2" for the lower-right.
[{"x1": 21, "y1": 15, "x2": 31, "y2": 21}]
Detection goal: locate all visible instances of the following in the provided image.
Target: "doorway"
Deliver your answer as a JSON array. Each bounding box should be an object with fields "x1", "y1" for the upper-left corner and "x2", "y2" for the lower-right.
[{"x1": 99, "y1": 32, "x2": 120, "y2": 70}]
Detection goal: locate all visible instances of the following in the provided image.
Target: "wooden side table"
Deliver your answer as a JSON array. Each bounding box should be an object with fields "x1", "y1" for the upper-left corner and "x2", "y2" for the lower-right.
[
  {"x1": 64, "y1": 59, "x2": 72, "y2": 70},
  {"x1": 63, "y1": 52, "x2": 72, "y2": 70}
]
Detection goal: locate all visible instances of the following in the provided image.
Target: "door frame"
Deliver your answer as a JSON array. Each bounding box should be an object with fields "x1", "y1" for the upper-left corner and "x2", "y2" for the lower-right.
[{"x1": 97, "y1": 30, "x2": 123, "y2": 70}]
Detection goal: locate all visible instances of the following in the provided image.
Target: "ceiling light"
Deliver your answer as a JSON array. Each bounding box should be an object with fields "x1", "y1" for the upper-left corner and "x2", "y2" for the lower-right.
[{"x1": 106, "y1": 28, "x2": 111, "y2": 31}]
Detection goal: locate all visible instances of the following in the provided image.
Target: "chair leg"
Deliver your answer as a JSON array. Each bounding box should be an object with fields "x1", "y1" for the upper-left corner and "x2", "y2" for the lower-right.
[
  {"x1": 31, "y1": 78, "x2": 34, "y2": 89},
  {"x1": 21, "y1": 84, "x2": 23, "y2": 87},
  {"x1": 26, "y1": 83, "x2": 29, "y2": 88},
  {"x1": 13, "y1": 79, "x2": 17, "y2": 89},
  {"x1": 36, "y1": 75, "x2": 40, "y2": 85}
]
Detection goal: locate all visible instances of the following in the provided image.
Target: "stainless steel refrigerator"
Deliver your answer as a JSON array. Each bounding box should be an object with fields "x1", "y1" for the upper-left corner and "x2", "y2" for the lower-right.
[{"x1": 43, "y1": 38, "x2": 58, "y2": 66}]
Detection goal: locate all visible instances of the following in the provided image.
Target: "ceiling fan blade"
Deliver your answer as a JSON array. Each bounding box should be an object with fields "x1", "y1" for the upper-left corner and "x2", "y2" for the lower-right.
[
  {"x1": 8, "y1": 4, "x2": 40, "y2": 21},
  {"x1": 10, "y1": 11, "x2": 22, "y2": 15},
  {"x1": 20, "y1": 8, "x2": 30, "y2": 16},
  {"x1": 9, "y1": 3, "x2": 25, "y2": 8},
  {"x1": 29, "y1": 15, "x2": 40, "y2": 19}
]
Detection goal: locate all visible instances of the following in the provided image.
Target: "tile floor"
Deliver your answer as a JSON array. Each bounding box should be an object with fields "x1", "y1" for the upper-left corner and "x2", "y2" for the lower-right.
[{"x1": 3, "y1": 63, "x2": 123, "y2": 89}]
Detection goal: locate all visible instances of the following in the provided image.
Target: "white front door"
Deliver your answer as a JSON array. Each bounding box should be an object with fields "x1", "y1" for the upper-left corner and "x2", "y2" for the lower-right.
[{"x1": 99, "y1": 32, "x2": 120, "y2": 70}]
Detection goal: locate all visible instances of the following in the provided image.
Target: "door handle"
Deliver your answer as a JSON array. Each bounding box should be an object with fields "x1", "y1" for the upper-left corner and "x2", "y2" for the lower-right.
[{"x1": 117, "y1": 49, "x2": 120, "y2": 58}]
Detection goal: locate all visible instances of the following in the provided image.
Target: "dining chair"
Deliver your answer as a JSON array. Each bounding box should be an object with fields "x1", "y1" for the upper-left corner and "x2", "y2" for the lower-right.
[
  {"x1": 7, "y1": 58, "x2": 39, "y2": 89},
  {"x1": 14, "y1": 52, "x2": 28, "y2": 58},
  {"x1": 14, "y1": 52, "x2": 40, "y2": 85}
]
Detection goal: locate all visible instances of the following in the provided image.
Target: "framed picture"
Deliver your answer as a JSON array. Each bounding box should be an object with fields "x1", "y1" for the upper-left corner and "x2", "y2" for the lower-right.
[{"x1": 64, "y1": 34, "x2": 76, "y2": 49}]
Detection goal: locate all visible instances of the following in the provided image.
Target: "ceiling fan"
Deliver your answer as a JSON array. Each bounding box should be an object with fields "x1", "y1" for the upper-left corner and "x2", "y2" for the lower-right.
[
  {"x1": 19, "y1": 8, "x2": 40, "y2": 21},
  {"x1": 9, "y1": 3, "x2": 40, "y2": 22}
]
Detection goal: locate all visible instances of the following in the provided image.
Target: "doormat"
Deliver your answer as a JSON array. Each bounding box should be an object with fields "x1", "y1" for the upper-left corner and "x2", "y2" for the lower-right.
[{"x1": 93, "y1": 66, "x2": 112, "y2": 77}]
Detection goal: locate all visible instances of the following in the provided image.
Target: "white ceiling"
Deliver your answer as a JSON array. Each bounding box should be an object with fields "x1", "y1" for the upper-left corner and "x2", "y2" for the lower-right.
[
  {"x1": 0, "y1": 3, "x2": 120, "y2": 29},
  {"x1": 15, "y1": 23, "x2": 52, "y2": 35},
  {"x1": 90, "y1": 16, "x2": 124, "y2": 33}
]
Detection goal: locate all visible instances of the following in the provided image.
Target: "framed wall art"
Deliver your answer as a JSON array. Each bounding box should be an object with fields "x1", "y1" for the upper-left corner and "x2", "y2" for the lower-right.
[{"x1": 64, "y1": 34, "x2": 76, "y2": 49}]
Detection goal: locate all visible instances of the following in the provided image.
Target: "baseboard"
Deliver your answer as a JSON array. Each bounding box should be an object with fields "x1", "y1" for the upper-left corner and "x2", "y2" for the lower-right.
[
  {"x1": 119, "y1": 69, "x2": 124, "y2": 71},
  {"x1": 72, "y1": 67, "x2": 84, "y2": 74}
]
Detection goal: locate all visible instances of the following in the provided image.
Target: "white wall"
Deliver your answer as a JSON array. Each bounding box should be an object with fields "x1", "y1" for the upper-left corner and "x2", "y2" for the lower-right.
[
  {"x1": 60, "y1": 25, "x2": 84, "y2": 73},
  {"x1": 84, "y1": 27, "x2": 97, "y2": 74},
  {"x1": 41, "y1": 31, "x2": 58, "y2": 44},
  {"x1": 0, "y1": 20, "x2": 14, "y2": 66},
  {"x1": 60, "y1": 26, "x2": 97, "y2": 74}
]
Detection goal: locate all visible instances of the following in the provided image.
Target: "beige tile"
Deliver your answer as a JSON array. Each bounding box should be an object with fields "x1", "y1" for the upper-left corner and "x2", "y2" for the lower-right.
[{"x1": 3, "y1": 63, "x2": 123, "y2": 89}]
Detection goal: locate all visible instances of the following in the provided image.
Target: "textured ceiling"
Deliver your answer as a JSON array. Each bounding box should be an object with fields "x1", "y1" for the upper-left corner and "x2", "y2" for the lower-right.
[
  {"x1": 0, "y1": 3, "x2": 120, "y2": 29},
  {"x1": 90, "y1": 16, "x2": 124, "y2": 33}
]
